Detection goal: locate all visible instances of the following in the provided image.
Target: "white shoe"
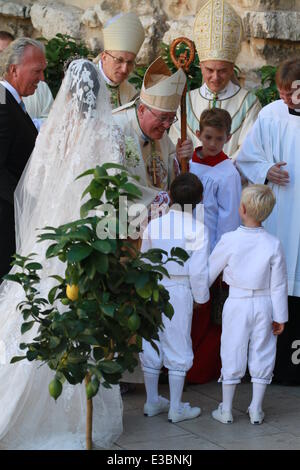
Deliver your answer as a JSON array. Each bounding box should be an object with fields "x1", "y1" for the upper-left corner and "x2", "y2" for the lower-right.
[
  {"x1": 144, "y1": 396, "x2": 170, "y2": 417},
  {"x1": 168, "y1": 402, "x2": 201, "y2": 423},
  {"x1": 212, "y1": 403, "x2": 233, "y2": 424},
  {"x1": 248, "y1": 408, "x2": 264, "y2": 425}
]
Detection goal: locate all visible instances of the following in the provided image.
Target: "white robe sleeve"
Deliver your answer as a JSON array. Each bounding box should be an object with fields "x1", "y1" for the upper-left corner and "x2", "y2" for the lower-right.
[
  {"x1": 230, "y1": 99, "x2": 261, "y2": 161},
  {"x1": 270, "y1": 241, "x2": 289, "y2": 323},
  {"x1": 236, "y1": 113, "x2": 275, "y2": 184},
  {"x1": 216, "y1": 171, "x2": 241, "y2": 247},
  {"x1": 188, "y1": 227, "x2": 210, "y2": 304},
  {"x1": 23, "y1": 81, "x2": 54, "y2": 121},
  {"x1": 208, "y1": 234, "x2": 230, "y2": 287}
]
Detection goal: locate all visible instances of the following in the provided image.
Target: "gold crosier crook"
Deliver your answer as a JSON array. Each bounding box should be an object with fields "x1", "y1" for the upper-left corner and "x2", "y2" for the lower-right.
[{"x1": 170, "y1": 37, "x2": 195, "y2": 174}]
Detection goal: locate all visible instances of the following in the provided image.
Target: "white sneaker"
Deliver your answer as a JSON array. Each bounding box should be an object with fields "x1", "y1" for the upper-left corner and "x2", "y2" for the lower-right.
[
  {"x1": 168, "y1": 402, "x2": 201, "y2": 423},
  {"x1": 212, "y1": 403, "x2": 233, "y2": 424},
  {"x1": 144, "y1": 396, "x2": 170, "y2": 417},
  {"x1": 248, "y1": 408, "x2": 265, "y2": 425}
]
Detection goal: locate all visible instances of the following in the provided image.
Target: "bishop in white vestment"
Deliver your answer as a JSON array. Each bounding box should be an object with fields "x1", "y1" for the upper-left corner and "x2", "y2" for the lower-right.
[
  {"x1": 169, "y1": 0, "x2": 261, "y2": 161},
  {"x1": 94, "y1": 13, "x2": 145, "y2": 108}
]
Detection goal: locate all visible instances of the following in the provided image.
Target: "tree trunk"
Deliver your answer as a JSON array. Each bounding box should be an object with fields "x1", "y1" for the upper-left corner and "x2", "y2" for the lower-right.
[{"x1": 85, "y1": 374, "x2": 93, "y2": 450}]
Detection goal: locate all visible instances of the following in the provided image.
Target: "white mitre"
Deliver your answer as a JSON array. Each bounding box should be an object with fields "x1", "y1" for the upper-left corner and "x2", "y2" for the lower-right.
[
  {"x1": 102, "y1": 12, "x2": 145, "y2": 55},
  {"x1": 193, "y1": 0, "x2": 243, "y2": 64},
  {"x1": 140, "y1": 57, "x2": 187, "y2": 113}
]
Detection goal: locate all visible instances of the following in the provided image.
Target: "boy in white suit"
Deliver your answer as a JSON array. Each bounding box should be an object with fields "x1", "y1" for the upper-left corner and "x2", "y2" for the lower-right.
[
  {"x1": 140, "y1": 173, "x2": 210, "y2": 423},
  {"x1": 209, "y1": 185, "x2": 288, "y2": 425}
]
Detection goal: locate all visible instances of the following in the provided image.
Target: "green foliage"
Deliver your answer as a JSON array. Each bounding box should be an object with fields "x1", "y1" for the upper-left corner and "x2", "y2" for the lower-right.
[
  {"x1": 255, "y1": 65, "x2": 279, "y2": 107},
  {"x1": 40, "y1": 33, "x2": 94, "y2": 98},
  {"x1": 5, "y1": 164, "x2": 188, "y2": 401}
]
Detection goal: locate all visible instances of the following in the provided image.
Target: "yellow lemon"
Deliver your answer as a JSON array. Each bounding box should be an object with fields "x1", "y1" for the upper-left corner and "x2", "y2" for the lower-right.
[{"x1": 66, "y1": 284, "x2": 79, "y2": 301}]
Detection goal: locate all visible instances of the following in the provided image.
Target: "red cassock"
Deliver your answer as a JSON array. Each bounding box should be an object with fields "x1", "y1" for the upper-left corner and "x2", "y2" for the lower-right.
[{"x1": 186, "y1": 148, "x2": 230, "y2": 384}]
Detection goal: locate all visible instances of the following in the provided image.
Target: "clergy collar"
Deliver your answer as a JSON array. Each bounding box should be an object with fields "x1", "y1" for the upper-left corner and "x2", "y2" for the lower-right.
[
  {"x1": 98, "y1": 60, "x2": 119, "y2": 88},
  {"x1": 0, "y1": 79, "x2": 21, "y2": 103},
  {"x1": 289, "y1": 107, "x2": 300, "y2": 116},
  {"x1": 200, "y1": 81, "x2": 240, "y2": 101},
  {"x1": 192, "y1": 147, "x2": 228, "y2": 166}
]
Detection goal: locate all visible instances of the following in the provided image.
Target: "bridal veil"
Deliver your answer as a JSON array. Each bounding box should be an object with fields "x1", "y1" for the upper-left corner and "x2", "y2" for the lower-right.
[{"x1": 0, "y1": 59, "x2": 124, "y2": 449}]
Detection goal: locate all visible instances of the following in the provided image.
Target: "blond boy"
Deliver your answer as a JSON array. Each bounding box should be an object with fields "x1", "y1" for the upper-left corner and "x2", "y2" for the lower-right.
[{"x1": 209, "y1": 185, "x2": 288, "y2": 425}]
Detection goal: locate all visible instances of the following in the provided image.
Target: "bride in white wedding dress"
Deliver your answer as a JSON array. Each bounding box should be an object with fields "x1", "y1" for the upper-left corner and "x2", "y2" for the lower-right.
[{"x1": 0, "y1": 59, "x2": 124, "y2": 450}]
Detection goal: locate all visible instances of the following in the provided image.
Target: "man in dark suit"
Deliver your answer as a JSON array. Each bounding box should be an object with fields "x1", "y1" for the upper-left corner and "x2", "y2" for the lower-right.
[{"x1": 0, "y1": 38, "x2": 46, "y2": 279}]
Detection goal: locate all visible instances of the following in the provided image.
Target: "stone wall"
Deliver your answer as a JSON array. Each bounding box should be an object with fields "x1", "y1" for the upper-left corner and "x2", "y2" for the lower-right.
[{"x1": 1, "y1": 0, "x2": 300, "y2": 87}]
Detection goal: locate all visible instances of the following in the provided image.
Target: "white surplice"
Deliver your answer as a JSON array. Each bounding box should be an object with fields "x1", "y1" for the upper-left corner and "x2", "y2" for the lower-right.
[
  {"x1": 23, "y1": 81, "x2": 54, "y2": 120},
  {"x1": 236, "y1": 100, "x2": 300, "y2": 296},
  {"x1": 190, "y1": 157, "x2": 242, "y2": 252}
]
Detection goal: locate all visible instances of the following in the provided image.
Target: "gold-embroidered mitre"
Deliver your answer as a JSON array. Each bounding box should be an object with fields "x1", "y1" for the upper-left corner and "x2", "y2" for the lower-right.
[
  {"x1": 140, "y1": 57, "x2": 186, "y2": 112},
  {"x1": 193, "y1": 0, "x2": 243, "y2": 64},
  {"x1": 103, "y1": 12, "x2": 145, "y2": 55}
]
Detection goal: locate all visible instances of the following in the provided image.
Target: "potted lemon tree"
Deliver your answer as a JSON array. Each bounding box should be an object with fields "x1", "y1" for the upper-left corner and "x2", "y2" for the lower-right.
[{"x1": 6, "y1": 164, "x2": 187, "y2": 449}]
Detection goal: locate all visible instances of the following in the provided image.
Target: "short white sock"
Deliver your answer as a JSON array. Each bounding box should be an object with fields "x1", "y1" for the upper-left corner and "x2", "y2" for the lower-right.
[
  {"x1": 249, "y1": 382, "x2": 267, "y2": 412},
  {"x1": 222, "y1": 384, "x2": 236, "y2": 412},
  {"x1": 168, "y1": 372, "x2": 185, "y2": 411},
  {"x1": 144, "y1": 370, "x2": 160, "y2": 404}
]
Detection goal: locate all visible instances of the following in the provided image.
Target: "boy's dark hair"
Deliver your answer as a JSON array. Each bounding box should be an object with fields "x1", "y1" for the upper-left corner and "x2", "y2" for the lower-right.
[
  {"x1": 170, "y1": 173, "x2": 203, "y2": 210},
  {"x1": 199, "y1": 108, "x2": 232, "y2": 136},
  {"x1": 0, "y1": 31, "x2": 14, "y2": 42},
  {"x1": 276, "y1": 57, "x2": 300, "y2": 90}
]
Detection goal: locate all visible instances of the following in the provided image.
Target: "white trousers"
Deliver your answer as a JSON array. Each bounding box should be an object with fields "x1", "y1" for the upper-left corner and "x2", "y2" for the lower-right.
[
  {"x1": 140, "y1": 280, "x2": 194, "y2": 376},
  {"x1": 220, "y1": 287, "x2": 277, "y2": 385}
]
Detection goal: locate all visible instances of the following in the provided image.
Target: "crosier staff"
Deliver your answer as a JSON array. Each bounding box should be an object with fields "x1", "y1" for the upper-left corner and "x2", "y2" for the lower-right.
[{"x1": 170, "y1": 37, "x2": 195, "y2": 173}]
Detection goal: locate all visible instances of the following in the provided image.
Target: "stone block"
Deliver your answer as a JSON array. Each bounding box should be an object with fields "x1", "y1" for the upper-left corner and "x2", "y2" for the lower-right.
[
  {"x1": 240, "y1": 0, "x2": 297, "y2": 10},
  {"x1": 244, "y1": 10, "x2": 300, "y2": 41},
  {"x1": 30, "y1": 1, "x2": 83, "y2": 39},
  {"x1": 81, "y1": 7, "x2": 102, "y2": 28},
  {"x1": 162, "y1": 16, "x2": 194, "y2": 44},
  {"x1": 0, "y1": 0, "x2": 31, "y2": 18}
]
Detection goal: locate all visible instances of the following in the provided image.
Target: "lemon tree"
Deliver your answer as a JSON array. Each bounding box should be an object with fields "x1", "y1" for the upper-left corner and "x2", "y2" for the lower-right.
[{"x1": 6, "y1": 163, "x2": 188, "y2": 448}]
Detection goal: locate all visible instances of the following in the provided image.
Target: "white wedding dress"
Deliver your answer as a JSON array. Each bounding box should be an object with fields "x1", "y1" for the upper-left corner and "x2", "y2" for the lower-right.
[{"x1": 0, "y1": 60, "x2": 124, "y2": 450}]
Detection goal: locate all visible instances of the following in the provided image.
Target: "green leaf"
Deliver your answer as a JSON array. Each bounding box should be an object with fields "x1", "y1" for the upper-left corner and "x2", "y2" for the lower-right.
[
  {"x1": 25, "y1": 262, "x2": 43, "y2": 270},
  {"x1": 101, "y1": 163, "x2": 128, "y2": 172},
  {"x1": 3, "y1": 274, "x2": 22, "y2": 284},
  {"x1": 134, "y1": 272, "x2": 150, "y2": 289},
  {"x1": 80, "y1": 198, "x2": 100, "y2": 218},
  {"x1": 49, "y1": 336, "x2": 61, "y2": 349},
  {"x1": 101, "y1": 304, "x2": 115, "y2": 317},
  {"x1": 46, "y1": 243, "x2": 62, "y2": 258},
  {"x1": 98, "y1": 360, "x2": 122, "y2": 375},
  {"x1": 50, "y1": 275, "x2": 65, "y2": 283},
  {"x1": 10, "y1": 356, "x2": 26, "y2": 364},
  {"x1": 92, "y1": 240, "x2": 112, "y2": 254},
  {"x1": 66, "y1": 244, "x2": 93, "y2": 262},
  {"x1": 75, "y1": 168, "x2": 95, "y2": 181},
  {"x1": 48, "y1": 285, "x2": 60, "y2": 304},
  {"x1": 120, "y1": 182, "x2": 142, "y2": 198},
  {"x1": 21, "y1": 321, "x2": 35, "y2": 334},
  {"x1": 94, "y1": 252, "x2": 109, "y2": 274},
  {"x1": 136, "y1": 283, "x2": 152, "y2": 299},
  {"x1": 170, "y1": 247, "x2": 189, "y2": 262},
  {"x1": 26, "y1": 350, "x2": 39, "y2": 361}
]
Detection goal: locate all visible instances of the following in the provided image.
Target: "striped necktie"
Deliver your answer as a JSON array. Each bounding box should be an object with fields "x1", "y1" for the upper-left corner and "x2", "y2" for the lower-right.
[
  {"x1": 212, "y1": 93, "x2": 219, "y2": 108},
  {"x1": 19, "y1": 100, "x2": 27, "y2": 113}
]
